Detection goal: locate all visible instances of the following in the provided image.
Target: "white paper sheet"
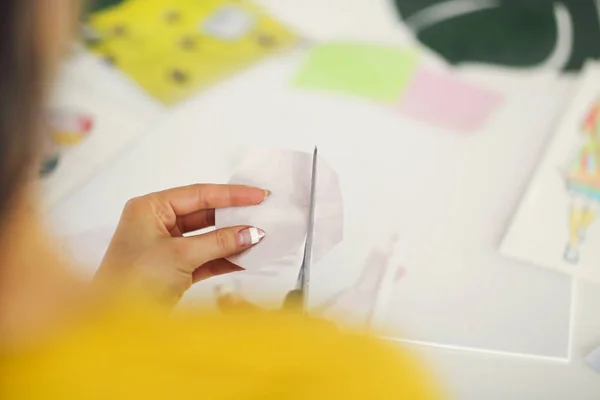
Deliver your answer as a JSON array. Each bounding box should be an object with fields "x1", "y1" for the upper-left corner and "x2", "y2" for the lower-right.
[
  {"x1": 501, "y1": 62, "x2": 600, "y2": 285},
  {"x1": 215, "y1": 147, "x2": 343, "y2": 271},
  {"x1": 51, "y1": 49, "x2": 574, "y2": 358}
]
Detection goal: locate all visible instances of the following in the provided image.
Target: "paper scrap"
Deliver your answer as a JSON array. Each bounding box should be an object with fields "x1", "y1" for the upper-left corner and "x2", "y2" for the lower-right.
[
  {"x1": 212, "y1": 239, "x2": 406, "y2": 327},
  {"x1": 314, "y1": 236, "x2": 405, "y2": 330},
  {"x1": 294, "y1": 42, "x2": 419, "y2": 102},
  {"x1": 398, "y1": 67, "x2": 503, "y2": 132},
  {"x1": 215, "y1": 148, "x2": 343, "y2": 271}
]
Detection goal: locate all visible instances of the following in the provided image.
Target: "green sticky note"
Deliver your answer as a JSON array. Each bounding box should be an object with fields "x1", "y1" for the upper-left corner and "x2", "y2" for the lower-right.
[{"x1": 294, "y1": 42, "x2": 419, "y2": 102}]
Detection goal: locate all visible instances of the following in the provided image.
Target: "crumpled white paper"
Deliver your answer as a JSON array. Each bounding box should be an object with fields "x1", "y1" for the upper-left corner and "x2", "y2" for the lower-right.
[{"x1": 215, "y1": 148, "x2": 343, "y2": 271}]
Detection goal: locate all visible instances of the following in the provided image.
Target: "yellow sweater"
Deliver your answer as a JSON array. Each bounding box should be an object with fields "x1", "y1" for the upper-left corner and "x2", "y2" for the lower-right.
[{"x1": 0, "y1": 301, "x2": 442, "y2": 399}]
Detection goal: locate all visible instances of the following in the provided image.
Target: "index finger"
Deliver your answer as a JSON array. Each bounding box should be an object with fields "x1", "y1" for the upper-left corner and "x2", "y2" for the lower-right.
[{"x1": 155, "y1": 184, "x2": 269, "y2": 216}]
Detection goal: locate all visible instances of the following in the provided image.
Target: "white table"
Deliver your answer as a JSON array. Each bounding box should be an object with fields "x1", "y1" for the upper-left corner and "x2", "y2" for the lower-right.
[{"x1": 50, "y1": 1, "x2": 600, "y2": 398}]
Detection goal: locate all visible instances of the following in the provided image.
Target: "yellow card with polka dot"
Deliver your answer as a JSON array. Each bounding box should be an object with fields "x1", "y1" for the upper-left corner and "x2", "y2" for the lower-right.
[{"x1": 85, "y1": 0, "x2": 298, "y2": 105}]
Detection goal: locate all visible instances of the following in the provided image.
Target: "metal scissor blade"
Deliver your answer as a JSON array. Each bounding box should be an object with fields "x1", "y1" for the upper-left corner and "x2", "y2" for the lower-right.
[{"x1": 295, "y1": 146, "x2": 318, "y2": 293}]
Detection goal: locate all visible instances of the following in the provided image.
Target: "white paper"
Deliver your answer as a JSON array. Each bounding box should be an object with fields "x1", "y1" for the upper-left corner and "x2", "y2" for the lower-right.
[
  {"x1": 501, "y1": 62, "x2": 600, "y2": 285},
  {"x1": 215, "y1": 147, "x2": 343, "y2": 271}
]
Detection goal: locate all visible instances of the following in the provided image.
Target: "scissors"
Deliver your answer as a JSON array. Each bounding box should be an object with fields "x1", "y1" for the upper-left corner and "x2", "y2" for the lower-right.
[{"x1": 282, "y1": 146, "x2": 317, "y2": 314}]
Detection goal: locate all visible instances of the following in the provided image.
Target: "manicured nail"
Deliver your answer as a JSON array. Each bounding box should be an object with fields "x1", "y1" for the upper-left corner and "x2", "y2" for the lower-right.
[{"x1": 238, "y1": 227, "x2": 265, "y2": 246}]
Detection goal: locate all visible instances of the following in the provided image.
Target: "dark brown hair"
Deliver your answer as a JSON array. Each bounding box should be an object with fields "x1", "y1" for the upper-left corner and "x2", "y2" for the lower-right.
[{"x1": 0, "y1": 1, "x2": 49, "y2": 220}]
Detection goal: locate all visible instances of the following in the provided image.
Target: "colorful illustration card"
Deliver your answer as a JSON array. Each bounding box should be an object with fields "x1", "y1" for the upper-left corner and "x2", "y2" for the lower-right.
[
  {"x1": 397, "y1": 67, "x2": 503, "y2": 132},
  {"x1": 501, "y1": 63, "x2": 600, "y2": 284},
  {"x1": 84, "y1": 0, "x2": 298, "y2": 104},
  {"x1": 40, "y1": 110, "x2": 95, "y2": 177},
  {"x1": 41, "y1": 56, "x2": 155, "y2": 209}
]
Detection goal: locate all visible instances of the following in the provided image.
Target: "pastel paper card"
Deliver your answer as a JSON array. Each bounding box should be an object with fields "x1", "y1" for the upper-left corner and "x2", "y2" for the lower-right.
[
  {"x1": 294, "y1": 42, "x2": 419, "y2": 102},
  {"x1": 215, "y1": 148, "x2": 343, "y2": 271},
  {"x1": 398, "y1": 67, "x2": 503, "y2": 132}
]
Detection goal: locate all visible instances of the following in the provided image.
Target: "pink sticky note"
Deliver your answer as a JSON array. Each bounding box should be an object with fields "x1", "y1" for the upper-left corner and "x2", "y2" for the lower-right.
[{"x1": 398, "y1": 68, "x2": 502, "y2": 132}]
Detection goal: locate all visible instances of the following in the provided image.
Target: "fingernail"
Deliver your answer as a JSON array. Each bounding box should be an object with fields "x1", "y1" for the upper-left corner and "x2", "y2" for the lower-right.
[
  {"x1": 263, "y1": 189, "x2": 271, "y2": 199},
  {"x1": 238, "y1": 227, "x2": 265, "y2": 246}
]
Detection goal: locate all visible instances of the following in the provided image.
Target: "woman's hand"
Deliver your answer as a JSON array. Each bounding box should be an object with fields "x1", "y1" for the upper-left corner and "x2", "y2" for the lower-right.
[{"x1": 95, "y1": 184, "x2": 268, "y2": 306}]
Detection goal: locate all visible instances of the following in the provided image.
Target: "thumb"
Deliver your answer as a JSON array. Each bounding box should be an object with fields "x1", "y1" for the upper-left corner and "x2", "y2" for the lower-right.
[{"x1": 176, "y1": 226, "x2": 265, "y2": 270}]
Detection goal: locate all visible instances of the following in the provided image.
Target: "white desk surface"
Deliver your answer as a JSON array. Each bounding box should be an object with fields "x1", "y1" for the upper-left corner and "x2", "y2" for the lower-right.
[{"x1": 49, "y1": 1, "x2": 600, "y2": 398}]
